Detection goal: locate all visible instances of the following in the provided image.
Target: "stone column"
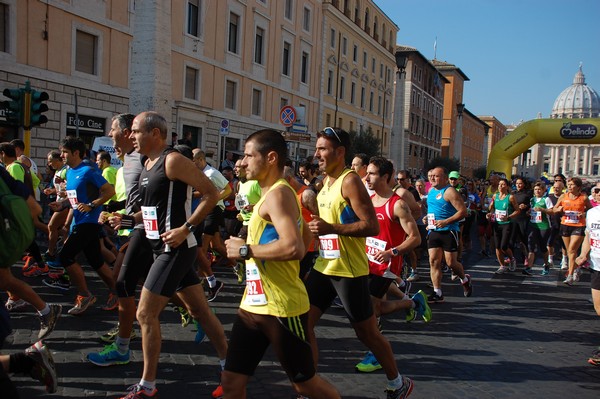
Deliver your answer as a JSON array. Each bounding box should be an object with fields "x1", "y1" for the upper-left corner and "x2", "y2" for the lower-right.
[
  {"x1": 562, "y1": 146, "x2": 568, "y2": 176},
  {"x1": 574, "y1": 146, "x2": 581, "y2": 175},
  {"x1": 583, "y1": 146, "x2": 590, "y2": 175}
]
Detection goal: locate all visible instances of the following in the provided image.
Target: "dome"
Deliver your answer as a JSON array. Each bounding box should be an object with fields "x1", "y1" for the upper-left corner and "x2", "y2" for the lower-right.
[{"x1": 551, "y1": 64, "x2": 600, "y2": 119}]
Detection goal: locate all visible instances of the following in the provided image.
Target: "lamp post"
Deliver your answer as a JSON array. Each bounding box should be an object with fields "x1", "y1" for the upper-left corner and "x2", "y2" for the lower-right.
[
  {"x1": 454, "y1": 102, "x2": 464, "y2": 164},
  {"x1": 392, "y1": 51, "x2": 408, "y2": 169}
]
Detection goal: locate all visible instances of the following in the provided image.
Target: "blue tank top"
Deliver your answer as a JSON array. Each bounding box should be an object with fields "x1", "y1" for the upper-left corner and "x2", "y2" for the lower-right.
[{"x1": 426, "y1": 185, "x2": 459, "y2": 231}]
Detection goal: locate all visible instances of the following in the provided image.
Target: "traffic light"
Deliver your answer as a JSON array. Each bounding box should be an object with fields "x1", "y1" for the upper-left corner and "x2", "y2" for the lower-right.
[
  {"x1": 2, "y1": 88, "x2": 23, "y2": 126},
  {"x1": 29, "y1": 89, "x2": 49, "y2": 127}
]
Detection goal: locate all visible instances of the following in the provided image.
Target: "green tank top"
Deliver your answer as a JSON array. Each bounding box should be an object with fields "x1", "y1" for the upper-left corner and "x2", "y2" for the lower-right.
[
  {"x1": 494, "y1": 193, "x2": 512, "y2": 225},
  {"x1": 529, "y1": 196, "x2": 550, "y2": 230}
]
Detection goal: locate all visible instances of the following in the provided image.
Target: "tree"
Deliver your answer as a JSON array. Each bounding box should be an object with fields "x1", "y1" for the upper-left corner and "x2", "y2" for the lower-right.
[
  {"x1": 347, "y1": 127, "x2": 381, "y2": 166},
  {"x1": 473, "y1": 165, "x2": 488, "y2": 180},
  {"x1": 424, "y1": 156, "x2": 460, "y2": 174}
]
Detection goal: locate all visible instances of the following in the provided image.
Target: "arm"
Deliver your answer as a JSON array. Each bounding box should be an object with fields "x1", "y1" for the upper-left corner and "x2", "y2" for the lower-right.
[
  {"x1": 576, "y1": 230, "x2": 591, "y2": 266},
  {"x1": 218, "y1": 182, "x2": 232, "y2": 202},
  {"x1": 508, "y1": 195, "x2": 521, "y2": 219},
  {"x1": 374, "y1": 199, "x2": 421, "y2": 264},
  {"x1": 301, "y1": 188, "x2": 319, "y2": 216},
  {"x1": 394, "y1": 186, "x2": 421, "y2": 220},
  {"x1": 437, "y1": 187, "x2": 467, "y2": 228},
  {"x1": 226, "y1": 185, "x2": 305, "y2": 261},
  {"x1": 309, "y1": 172, "x2": 379, "y2": 238},
  {"x1": 77, "y1": 182, "x2": 116, "y2": 213}
]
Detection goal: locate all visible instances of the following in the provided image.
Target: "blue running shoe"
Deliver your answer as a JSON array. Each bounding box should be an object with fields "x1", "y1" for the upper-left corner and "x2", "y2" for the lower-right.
[
  {"x1": 355, "y1": 351, "x2": 382, "y2": 372},
  {"x1": 193, "y1": 319, "x2": 206, "y2": 344},
  {"x1": 412, "y1": 290, "x2": 432, "y2": 323},
  {"x1": 87, "y1": 342, "x2": 130, "y2": 366}
]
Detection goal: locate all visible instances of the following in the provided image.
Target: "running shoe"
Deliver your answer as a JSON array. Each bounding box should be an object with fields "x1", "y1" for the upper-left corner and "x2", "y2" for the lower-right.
[
  {"x1": 100, "y1": 324, "x2": 138, "y2": 343},
  {"x1": 46, "y1": 259, "x2": 63, "y2": 270},
  {"x1": 461, "y1": 274, "x2": 473, "y2": 297},
  {"x1": 67, "y1": 294, "x2": 97, "y2": 315},
  {"x1": 193, "y1": 319, "x2": 206, "y2": 344},
  {"x1": 234, "y1": 262, "x2": 245, "y2": 284},
  {"x1": 23, "y1": 263, "x2": 50, "y2": 277},
  {"x1": 5, "y1": 296, "x2": 28, "y2": 311},
  {"x1": 509, "y1": 258, "x2": 517, "y2": 272},
  {"x1": 573, "y1": 267, "x2": 582, "y2": 282},
  {"x1": 207, "y1": 281, "x2": 224, "y2": 302},
  {"x1": 563, "y1": 275, "x2": 573, "y2": 286},
  {"x1": 495, "y1": 266, "x2": 508, "y2": 274},
  {"x1": 412, "y1": 290, "x2": 432, "y2": 322},
  {"x1": 176, "y1": 306, "x2": 192, "y2": 327},
  {"x1": 47, "y1": 269, "x2": 65, "y2": 279},
  {"x1": 588, "y1": 347, "x2": 600, "y2": 367},
  {"x1": 561, "y1": 258, "x2": 568, "y2": 270},
  {"x1": 102, "y1": 293, "x2": 118, "y2": 311},
  {"x1": 26, "y1": 341, "x2": 58, "y2": 393},
  {"x1": 406, "y1": 271, "x2": 419, "y2": 282},
  {"x1": 451, "y1": 272, "x2": 459, "y2": 281},
  {"x1": 405, "y1": 307, "x2": 417, "y2": 322},
  {"x1": 120, "y1": 384, "x2": 158, "y2": 399},
  {"x1": 42, "y1": 275, "x2": 71, "y2": 291},
  {"x1": 522, "y1": 267, "x2": 533, "y2": 276},
  {"x1": 385, "y1": 376, "x2": 414, "y2": 399},
  {"x1": 541, "y1": 264, "x2": 550, "y2": 276},
  {"x1": 87, "y1": 342, "x2": 130, "y2": 366},
  {"x1": 427, "y1": 292, "x2": 445, "y2": 304},
  {"x1": 524, "y1": 258, "x2": 529, "y2": 267},
  {"x1": 212, "y1": 383, "x2": 223, "y2": 398},
  {"x1": 38, "y1": 304, "x2": 62, "y2": 340},
  {"x1": 21, "y1": 255, "x2": 34, "y2": 273},
  {"x1": 331, "y1": 296, "x2": 344, "y2": 308},
  {"x1": 355, "y1": 351, "x2": 382, "y2": 372}
]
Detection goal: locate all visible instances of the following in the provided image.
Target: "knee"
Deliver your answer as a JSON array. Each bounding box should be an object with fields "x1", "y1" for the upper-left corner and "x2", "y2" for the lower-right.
[{"x1": 136, "y1": 306, "x2": 155, "y2": 325}]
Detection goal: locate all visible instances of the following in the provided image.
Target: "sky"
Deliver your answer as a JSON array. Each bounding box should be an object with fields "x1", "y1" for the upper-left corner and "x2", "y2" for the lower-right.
[{"x1": 376, "y1": 0, "x2": 600, "y2": 126}]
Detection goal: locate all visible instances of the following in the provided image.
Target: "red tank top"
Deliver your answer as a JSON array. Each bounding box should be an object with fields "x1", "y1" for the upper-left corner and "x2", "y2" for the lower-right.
[
  {"x1": 367, "y1": 193, "x2": 406, "y2": 276},
  {"x1": 296, "y1": 185, "x2": 315, "y2": 252}
]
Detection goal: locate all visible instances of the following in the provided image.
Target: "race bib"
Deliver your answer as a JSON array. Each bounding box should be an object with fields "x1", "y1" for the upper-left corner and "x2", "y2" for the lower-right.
[
  {"x1": 141, "y1": 206, "x2": 160, "y2": 239},
  {"x1": 530, "y1": 210, "x2": 542, "y2": 224},
  {"x1": 564, "y1": 211, "x2": 579, "y2": 224},
  {"x1": 319, "y1": 234, "x2": 341, "y2": 259},
  {"x1": 590, "y1": 231, "x2": 600, "y2": 254},
  {"x1": 365, "y1": 237, "x2": 387, "y2": 265},
  {"x1": 244, "y1": 261, "x2": 267, "y2": 306},
  {"x1": 235, "y1": 194, "x2": 249, "y2": 210},
  {"x1": 66, "y1": 190, "x2": 79, "y2": 209},
  {"x1": 426, "y1": 213, "x2": 436, "y2": 230},
  {"x1": 495, "y1": 210, "x2": 507, "y2": 221}
]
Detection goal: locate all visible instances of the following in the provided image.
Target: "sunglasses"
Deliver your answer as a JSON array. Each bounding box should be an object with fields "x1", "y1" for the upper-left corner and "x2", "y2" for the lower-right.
[{"x1": 321, "y1": 127, "x2": 342, "y2": 142}]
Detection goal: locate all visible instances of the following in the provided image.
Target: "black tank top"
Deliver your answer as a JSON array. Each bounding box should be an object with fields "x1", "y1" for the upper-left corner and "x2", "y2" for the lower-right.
[{"x1": 139, "y1": 147, "x2": 196, "y2": 251}]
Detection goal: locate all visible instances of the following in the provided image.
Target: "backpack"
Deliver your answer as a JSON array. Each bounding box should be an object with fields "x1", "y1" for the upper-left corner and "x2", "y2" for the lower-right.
[{"x1": 0, "y1": 175, "x2": 34, "y2": 268}]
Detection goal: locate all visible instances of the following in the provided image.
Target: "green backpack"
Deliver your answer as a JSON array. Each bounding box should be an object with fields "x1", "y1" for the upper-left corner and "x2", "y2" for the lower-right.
[{"x1": 0, "y1": 175, "x2": 34, "y2": 268}]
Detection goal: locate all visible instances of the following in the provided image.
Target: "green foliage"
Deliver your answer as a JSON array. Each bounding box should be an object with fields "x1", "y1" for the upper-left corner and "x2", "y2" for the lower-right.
[
  {"x1": 473, "y1": 165, "x2": 488, "y2": 179},
  {"x1": 424, "y1": 156, "x2": 461, "y2": 174},
  {"x1": 347, "y1": 127, "x2": 381, "y2": 166}
]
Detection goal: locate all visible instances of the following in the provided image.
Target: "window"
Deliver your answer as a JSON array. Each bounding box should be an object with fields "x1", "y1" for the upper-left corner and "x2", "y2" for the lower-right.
[
  {"x1": 330, "y1": 28, "x2": 336, "y2": 48},
  {"x1": 379, "y1": 63, "x2": 383, "y2": 79},
  {"x1": 353, "y1": 45, "x2": 358, "y2": 63},
  {"x1": 342, "y1": 36, "x2": 347, "y2": 55},
  {"x1": 363, "y1": 51, "x2": 367, "y2": 68},
  {"x1": 369, "y1": 91, "x2": 374, "y2": 112},
  {"x1": 187, "y1": 0, "x2": 201, "y2": 37},
  {"x1": 339, "y1": 76, "x2": 345, "y2": 100},
  {"x1": 284, "y1": 0, "x2": 293, "y2": 20},
  {"x1": 75, "y1": 30, "x2": 97, "y2": 75},
  {"x1": 350, "y1": 82, "x2": 356, "y2": 104},
  {"x1": 594, "y1": 164, "x2": 599, "y2": 175},
  {"x1": 377, "y1": 95, "x2": 381, "y2": 115},
  {"x1": 301, "y1": 51, "x2": 309, "y2": 84},
  {"x1": 0, "y1": 3, "x2": 7, "y2": 52},
  {"x1": 225, "y1": 80, "x2": 237, "y2": 109},
  {"x1": 360, "y1": 87, "x2": 365, "y2": 108},
  {"x1": 327, "y1": 70, "x2": 333, "y2": 95},
  {"x1": 371, "y1": 57, "x2": 375, "y2": 74},
  {"x1": 252, "y1": 89, "x2": 262, "y2": 116},
  {"x1": 228, "y1": 12, "x2": 239, "y2": 54},
  {"x1": 302, "y1": 7, "x2": 311, "y2": 31},
  {"x1": 254, "y1": 27, "x2": 264, "y2": 64},
  {"x1": 184, "y1": 66, "x2": 198, "y2": 100},
  {"x1": 280, "y1": 97, "x2": 289, "y2": 109},
  {"x1": 326, "y1": 113, "x2": 331, "y2": 127},
  {"x1": 282, "y1": 41, "x2": 291, "y2": 76}
]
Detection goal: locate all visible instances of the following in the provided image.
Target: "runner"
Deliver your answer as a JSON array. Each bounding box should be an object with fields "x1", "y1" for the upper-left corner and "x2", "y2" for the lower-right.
[
  {"x1": 306, "y1": 127, "x2": 414, "y2": 399},
  {"x1": 527, "y1": 182, "x2": 553, "y2": 275},
  {"x1": 223, "y1": 129, "x2": 340, "y2": 398},
  {"x1": 488, "y1": 178, "x2": 521, "y2": 274}
]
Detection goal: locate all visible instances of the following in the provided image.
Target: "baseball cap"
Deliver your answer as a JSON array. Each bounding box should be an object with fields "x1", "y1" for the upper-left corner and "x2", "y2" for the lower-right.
[{"x1": 449, "y1": 171, "x2": 460, "y2": 179}]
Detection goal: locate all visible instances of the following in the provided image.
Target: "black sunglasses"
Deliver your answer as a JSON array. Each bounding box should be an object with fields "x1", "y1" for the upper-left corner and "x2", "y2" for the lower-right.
[{"x1": 321, "y1": 127, "x2": 342, "y2": 142}]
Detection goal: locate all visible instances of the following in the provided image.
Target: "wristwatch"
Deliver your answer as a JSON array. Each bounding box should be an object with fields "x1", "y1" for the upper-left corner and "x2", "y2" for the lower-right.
[
  {"x1": 184, "y1": 221, "x2": 197, "y2": 233},
  {"x1": 239, "y1": 244, "x2": 251, "y2": 260},
  {"x1": 391, "y1": 247, "x2": 400, "y2": 257},
  {"x1": 86, "y1": 202, "x2": 96, "y2": 209}
]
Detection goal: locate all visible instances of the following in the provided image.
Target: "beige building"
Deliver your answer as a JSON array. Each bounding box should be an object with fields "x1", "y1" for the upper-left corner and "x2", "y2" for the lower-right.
[
  {"x1": 0, "y1": 0, "x2": 398, "y2": 168},
  {"x1": 479, "y1": 116, "x2": 507, "y2": 167}
]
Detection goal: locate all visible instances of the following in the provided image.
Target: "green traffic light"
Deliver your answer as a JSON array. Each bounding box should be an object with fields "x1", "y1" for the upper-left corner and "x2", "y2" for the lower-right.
[
  {"x1": 29, "y1": 89, "x2": 49, "y2": 127},
  {"x1": 2, "y1": 87, "x2": 23, "y2": 125}
]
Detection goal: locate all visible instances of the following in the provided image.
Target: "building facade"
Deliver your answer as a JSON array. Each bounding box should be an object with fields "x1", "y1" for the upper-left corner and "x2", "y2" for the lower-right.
[{"x1": 479, "y1": 115, "x2": 507, "y2": 173}]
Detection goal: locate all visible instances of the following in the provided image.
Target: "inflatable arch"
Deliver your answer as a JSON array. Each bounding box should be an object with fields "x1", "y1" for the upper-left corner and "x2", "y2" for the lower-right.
[{"x1": 486, "y1": 118, "x2": 600, "y2": 179}]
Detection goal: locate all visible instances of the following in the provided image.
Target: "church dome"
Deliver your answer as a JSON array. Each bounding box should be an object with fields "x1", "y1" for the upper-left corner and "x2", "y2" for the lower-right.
[{"x1": 551, "y1": 64, "x2": 600, "y2": 119}]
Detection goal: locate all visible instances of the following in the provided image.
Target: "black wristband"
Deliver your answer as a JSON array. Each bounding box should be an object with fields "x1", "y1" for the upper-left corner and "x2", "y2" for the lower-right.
[{"x1": 120, "y1": 215, "x2": 135, "y2": 229}]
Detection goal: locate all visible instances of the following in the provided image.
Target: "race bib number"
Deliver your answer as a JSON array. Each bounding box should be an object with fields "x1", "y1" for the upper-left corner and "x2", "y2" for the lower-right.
[
  {"x1": 141, "y1": 206, "x2": 160, "y2": 239},
  {"x1": 530, "y1": 210, "x2": 542, "y2": 224},
  {"x1": 235, "y1": 194, "x2": 249, "y2": 210},
  {"x1": 319, "y1": 234, "x2": 341, "y2": 259},
  {"x1": 590, "y1": 231, "x2": 600, "y2": 255},
  {"x1": 66, "y1": 190, "x2": 79, "y2": 209},
  {"x1": 426, "y1": 213, "x2": 436, "y2": 230},
  {"x1": 366, "y1": 237, "x2": 387, "y2": 265},
  {"x1": 244, "y1": 261, "x2": 267, "y2": 306},
  {"x1": 495, "y1": 210, "x2": 507, "y2": 221},
  {"x1": 564, "y1": 211, "x2": 579, "y2": 224}
]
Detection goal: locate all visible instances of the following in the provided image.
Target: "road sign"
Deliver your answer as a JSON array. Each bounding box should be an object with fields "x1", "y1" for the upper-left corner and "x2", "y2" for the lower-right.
[
  {"x1": 291, "y1": 123, "x2": 308, "y2": 133},
  {"x1": 279, "y1": 105, "x2": 297, "y2": 127},
  {"x1": 220, "y1": 119, "x2": 229, "y2": 135}
]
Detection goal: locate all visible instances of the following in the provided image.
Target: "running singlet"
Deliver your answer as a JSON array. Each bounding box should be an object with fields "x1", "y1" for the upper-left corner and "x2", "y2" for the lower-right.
[
  {"x1": 586, "y1": 206, "x2": 600, "y2": 272},
  {"x1": 560, "y1": 193, "x2": 586, "y2": 226},
  {"x1": 138, "y1": 148, "x2": 196, "y2": 251},
  {"x1": 366, "y1": 193, "x2": 406, "y2": 277},
  {"x1": 426, "y1": 185, "x2": 459, "y2": 231},
  {"x1": 313, "y1": 169, "x2": 368, "y2": 278},
  {"x1": 493, "y1": 193, "x2": 512, "y2": 225},
  {"x1": 529, "y1": 196, "x2": 552, "y2": 229},
  {"x1": 237, "y1": 180, "x2": 262, "y2": 225},
  {"x1": 65, "y1": 162, "x2": 107, "y2": 225},
  {"x1": 240, "y1": 179, "x2": 309, "y2": 317}
]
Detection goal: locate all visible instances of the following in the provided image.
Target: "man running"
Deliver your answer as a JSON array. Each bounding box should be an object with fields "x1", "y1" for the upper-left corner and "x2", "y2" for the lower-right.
[{"x1": 306, "y1": 127, "x2": 414, "y2": 399}]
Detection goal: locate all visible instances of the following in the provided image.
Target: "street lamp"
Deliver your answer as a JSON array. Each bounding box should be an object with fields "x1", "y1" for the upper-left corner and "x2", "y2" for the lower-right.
[
  {"x1": 454, "y1": 102, "x2": 465, "y2": 164},
  {"x1": 392, "y1": 51, "x2": 409, "y2": 168}
]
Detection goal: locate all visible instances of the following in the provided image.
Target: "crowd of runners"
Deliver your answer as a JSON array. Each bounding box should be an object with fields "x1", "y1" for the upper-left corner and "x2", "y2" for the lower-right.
[{"x1": 0, "y1": 114, "x2": 598, "y2": 399}]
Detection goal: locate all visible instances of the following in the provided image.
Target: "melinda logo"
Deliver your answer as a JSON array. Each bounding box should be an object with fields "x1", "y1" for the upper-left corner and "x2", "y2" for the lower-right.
[{"x1": 560, "y1": 123, "x2": 597, "y2": 139}]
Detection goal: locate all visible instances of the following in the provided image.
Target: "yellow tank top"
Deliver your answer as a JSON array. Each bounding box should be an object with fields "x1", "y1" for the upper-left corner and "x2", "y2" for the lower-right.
[
  {"x1": 239, "y1": 179, "x2": 309, "y2": 317},
  {"x1": 313, "y1": 169, "x2": 369, "y2": 278}
]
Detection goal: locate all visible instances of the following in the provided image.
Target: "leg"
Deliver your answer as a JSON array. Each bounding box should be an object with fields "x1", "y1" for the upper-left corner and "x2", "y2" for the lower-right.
[
  {"x1": 293, "y1": 375, "x2": 340, "y2": 399},
  {"x1": 351, "y1": 316, "x2": 399, "y2": 379},
  {"x1": 428, "y1": 247, "x2": 443, "y2": 289},
  {"x1": 221, "y1": 371, "x2": 250, "y2": 399},
  {"x1": 136, "y1": 288, "x2": 170, "y2": 381},
  {"x1": 307, "y1": 305, "x2": 324, "y2": 368},
  {"x1": 446, "y1": 251, "x2": 465, "y2": 280},
  {"x1": 0, "y1": 269, "x2": 45, "y2": 311}
]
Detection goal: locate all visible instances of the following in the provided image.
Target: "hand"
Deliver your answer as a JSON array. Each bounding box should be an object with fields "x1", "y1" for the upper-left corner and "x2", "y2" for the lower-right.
[
  {"x1": 308, "y1": 215, "x2": 332, "y2": 236},
  {"x1": 434, "y1": 219, "x2": 448, "y2": 229},
  {"x1": 76, "y1": 203, "x2": 94, "y2": 213},
  {"x1": 160, "y1": 226, "x2": 188, "y2": 249},
  {"x1": 225, "y1": 237, "x2": 246, "y2": 259},
  {"x1": 108, "y1": 213, "x2": 123, "y2": 229},
  {"x1": 43, "y1": 187, "x2": 56, "y2": 196},
  {"x1": 575, "y1": 255, "x2": 588, "y2": 266},
  {"x1": 373, "y1": 249, "x2": 392, "y2": 264}
]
